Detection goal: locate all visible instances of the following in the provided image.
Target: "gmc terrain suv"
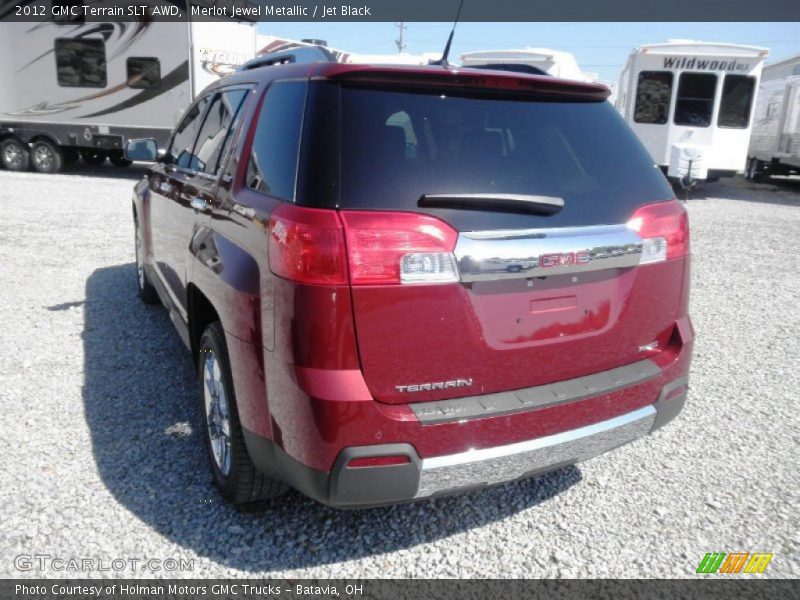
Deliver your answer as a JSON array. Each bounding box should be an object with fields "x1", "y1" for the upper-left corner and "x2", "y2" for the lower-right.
[{"x1": 128, "y1": 61, "x2": 692, "y2": 508}]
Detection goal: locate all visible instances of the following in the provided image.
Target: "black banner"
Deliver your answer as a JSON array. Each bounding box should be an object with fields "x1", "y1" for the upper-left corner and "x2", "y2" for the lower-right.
[
  {"x1": 2, "y1": 579, "x2": 799, "y2": 600},
  {"x1": 0, "y1": 0, "x2": 799, "y2": 22}
]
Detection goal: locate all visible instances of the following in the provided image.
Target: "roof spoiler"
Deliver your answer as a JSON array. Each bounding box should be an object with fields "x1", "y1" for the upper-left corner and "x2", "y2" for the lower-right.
[{"x1": 318, "y1": 65, "x2": 611, "y2": 101}]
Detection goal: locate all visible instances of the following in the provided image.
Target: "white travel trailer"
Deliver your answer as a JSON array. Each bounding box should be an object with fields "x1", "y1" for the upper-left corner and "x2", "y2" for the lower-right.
[
  {"x1": 0, "y1": 19, "x2": 256, "y2": 173},
  {"x1": 461, "y1": 48, "x2": 599, "y2": 82},
  {"x1": 746, "y1": 53, "x2": 800, "y2": 180},
  {"x1": 256, "y1": 35, "x2": 440, "y2": 66},
  {"x1": 616, "y1": 40, "x2": 768, "y2": 186}
]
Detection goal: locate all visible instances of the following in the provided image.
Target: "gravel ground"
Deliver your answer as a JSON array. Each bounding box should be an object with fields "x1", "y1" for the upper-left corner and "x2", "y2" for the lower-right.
[{"x1": 0, "y1": 166, "x2": 798, "y2": 579}]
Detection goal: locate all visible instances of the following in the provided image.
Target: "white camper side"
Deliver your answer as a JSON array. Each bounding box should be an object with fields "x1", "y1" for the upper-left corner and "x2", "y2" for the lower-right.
[
  {"x1": 461, "y1": 48, "x2": 598, "y2": 82},
  {"x1": 746, "y1": 54, "x2": 800, "y2": 180},
  {"x1": 0, "y1": 20, "x2": 255, "y2": 173},
  {"x1": 616, "y1": 41, "x2": 768, "y2": 187}
]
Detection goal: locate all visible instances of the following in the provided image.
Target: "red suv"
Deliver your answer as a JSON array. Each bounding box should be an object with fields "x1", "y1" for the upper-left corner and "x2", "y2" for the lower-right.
[{"x1": 128, "y1": 61, "x2": 692, "y2": 508}]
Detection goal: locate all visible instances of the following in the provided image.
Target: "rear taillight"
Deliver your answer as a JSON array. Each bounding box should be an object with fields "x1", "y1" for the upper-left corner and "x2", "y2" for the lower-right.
[
  {"x1": 627, "y1": 200, "x2": 689, "y2": 264},
  {"x1": 340, "y1": 211, "x2": 459, "y2": 285},
  {"x1": 268, "y1": 203, "x2": 348, "y2": 285},
  {"x1": 268, "y1": 206, "x2": 460, "y2": 286}
]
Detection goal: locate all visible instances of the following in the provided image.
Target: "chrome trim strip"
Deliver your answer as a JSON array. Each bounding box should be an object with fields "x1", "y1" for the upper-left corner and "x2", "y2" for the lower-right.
[
  {"x1": 415, "y1": 405, "x2": 655, "y2": 497},
  {"x1": 455, "y1": 223, "x2": 643, "y2": 281},
  {"x1": 411, "y1": 359, "x2": 660, "y2": 424},
  {"x1": 422, "y1": 405, "x2": 654, "y2": 469}
]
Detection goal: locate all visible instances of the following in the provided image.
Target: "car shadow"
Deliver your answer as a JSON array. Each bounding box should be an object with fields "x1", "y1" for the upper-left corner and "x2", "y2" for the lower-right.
[
  {"x1": 692, "y1": 175, "x2": 800, "y2": 206},
  {"x1": 83, "y1": 264, "x2": 581, "y2": 573}
]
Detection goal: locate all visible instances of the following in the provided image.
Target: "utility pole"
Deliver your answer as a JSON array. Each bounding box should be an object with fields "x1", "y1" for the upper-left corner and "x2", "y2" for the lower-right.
[{"x1": 395, "y1": 22, "x2": 407, "y2": 53}]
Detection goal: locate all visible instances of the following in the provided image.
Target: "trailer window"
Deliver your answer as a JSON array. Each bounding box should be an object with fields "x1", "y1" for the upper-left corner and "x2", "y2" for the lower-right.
[
  {"x1": 718, "y1": 75, "x2": 755, "y2": 128},
  {"x1": 634, "y1": 71, "x2": 673, "y2": 124},
  {"x1": 54, "y1": 38, "x2": 106, "y2": 88},
  {"x1": 127, "y1": 58, "x2": 160, "y2": 90},
  {"x1": 246, "y1": 81, "x2": 308, "y2": 201},
  {"x1": 674, "y1": 73, "x2": 717, "y2": 127},
  {"x1": 191, "y1": 89, "x2": 249, "y2": 175}
]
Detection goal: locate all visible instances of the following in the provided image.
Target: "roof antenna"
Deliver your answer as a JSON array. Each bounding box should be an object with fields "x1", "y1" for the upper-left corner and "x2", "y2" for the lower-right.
[{"x1": 430, "y1": 0, "x2": 465, "y2": 67}]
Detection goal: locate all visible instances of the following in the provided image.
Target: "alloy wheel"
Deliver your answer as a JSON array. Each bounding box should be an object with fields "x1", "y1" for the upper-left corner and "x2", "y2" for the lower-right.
[
  {"x1": 4, "y1": 144, "x2": 23, "y2": 169},
  {"x1": 33, "y1": 144, "x2": 54, "y2": 171},
  {"x1": 203, "y1": 350, "x2": 232, "y2": 476}
]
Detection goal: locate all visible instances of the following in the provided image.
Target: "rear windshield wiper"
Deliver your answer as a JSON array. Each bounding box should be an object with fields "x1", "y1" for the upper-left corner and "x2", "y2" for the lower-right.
[{"x1": 419, "y1": 193, "x2": 564, "y2": 216}]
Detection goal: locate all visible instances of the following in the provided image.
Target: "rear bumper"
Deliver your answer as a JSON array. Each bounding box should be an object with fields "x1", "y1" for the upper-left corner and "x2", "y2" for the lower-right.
[{"x1": 243, "y1": 379, "x2": 688, "y2": 508}]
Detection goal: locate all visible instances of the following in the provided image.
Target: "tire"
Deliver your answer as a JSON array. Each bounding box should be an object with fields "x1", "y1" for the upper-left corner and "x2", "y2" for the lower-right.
[
  {"x1": 109, "y1": 151, "x2": 133, "y2": 168},
  {"x1": 30, "y1": 139, "x2": 64, "y2": 174},
  {"x1": 1, "y1": 138, "x2": 30, "y2": 171},
  {"x1": 134, "y1": 220, "x2": 159, "y2": 305},
  {"x1": 81, "y1": 150, "x2": 107, "y2": 166},
  {"x1": 198, "y1": 322, "x2": 287, "y2": 506}
]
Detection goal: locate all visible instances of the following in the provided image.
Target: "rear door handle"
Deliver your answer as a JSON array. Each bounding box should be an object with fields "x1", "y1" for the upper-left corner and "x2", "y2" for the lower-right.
[{"x1": 190, "y1": 197, "x2": 210, "y2": 212}]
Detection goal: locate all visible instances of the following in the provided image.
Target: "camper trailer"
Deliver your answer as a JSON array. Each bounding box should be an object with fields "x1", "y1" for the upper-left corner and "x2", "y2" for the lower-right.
[
  {"x1": 461, "y1": 48, "x2": 599, "y2": 82},
  {"x1": 746, "y1": 53, "x2": 800, "y2": 181},
  {"x1": 0, "y1": 20, "x2": 256, "y2": 173},
  {"x1": 616, "y1": 40, "x2": 768, "y2": 187},
  {"x1": 252, "y1": 35, "x2": 440, "y2": 68}
]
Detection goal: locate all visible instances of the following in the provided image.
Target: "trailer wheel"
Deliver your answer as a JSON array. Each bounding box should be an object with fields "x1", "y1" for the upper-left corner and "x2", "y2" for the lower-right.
[
  {"x1": 1, "y1": 138, "x2": 31, "y2": 171},
  {"x1": 81, "y1": 150, "x2": 107, "y2": 166},
  {"x1": 31, "y1": 139, "x2": 64, "y2": 174}
]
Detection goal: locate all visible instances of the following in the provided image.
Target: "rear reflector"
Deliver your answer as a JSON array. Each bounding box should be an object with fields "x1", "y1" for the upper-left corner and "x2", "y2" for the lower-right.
[
  {"x1": 347, "y1": 455, "x2": 411, "y2": 468},
  {"x1": 627, "y1": 200, "x2": 689, "y2": 264},
  {"x1": 340, "y1": 211, "x2": 459, "y2": 285}
]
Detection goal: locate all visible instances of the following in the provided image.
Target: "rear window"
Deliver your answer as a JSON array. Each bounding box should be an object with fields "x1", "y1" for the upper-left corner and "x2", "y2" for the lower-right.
[{"x1": 298, "y1": 83, "x2": 672, "y2": 229}]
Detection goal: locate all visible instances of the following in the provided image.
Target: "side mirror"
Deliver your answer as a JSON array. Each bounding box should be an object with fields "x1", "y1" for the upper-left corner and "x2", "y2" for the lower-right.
[{"x1": 124, "y1": 138, "x2": 158, "y2": 162}]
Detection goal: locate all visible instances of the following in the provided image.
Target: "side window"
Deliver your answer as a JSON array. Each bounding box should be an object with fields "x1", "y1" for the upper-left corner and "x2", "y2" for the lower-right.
[
  {"x1": 165, "y1": 96, "x2": 211, "y2": 169},
  {"x1": 247, "y1": 81, "x2": 308, "y2": 200},
  {"x1": 634, "y1": 71, "x2": 673, "y2": 124},
  {"x1": 127, "y1": 58, "x2": 161, "y2": 89},
  {"x1": 674, "y1": 73, "x2": 717, "y2": 127},
  {"x1": 191, "y1": 89, "x2": 249, "y2": 175},
  {"x1": 54, "y1": 38, "x2": 106, "y2": 88},
  {"x1": 718, "y1": 75, "x2": 756, "y2": 129}
]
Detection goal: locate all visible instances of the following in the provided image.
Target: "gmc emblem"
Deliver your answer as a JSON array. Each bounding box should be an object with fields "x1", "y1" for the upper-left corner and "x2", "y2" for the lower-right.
[{"x1": 540, "y1": 251, "x2": 591, "y2": 268}]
